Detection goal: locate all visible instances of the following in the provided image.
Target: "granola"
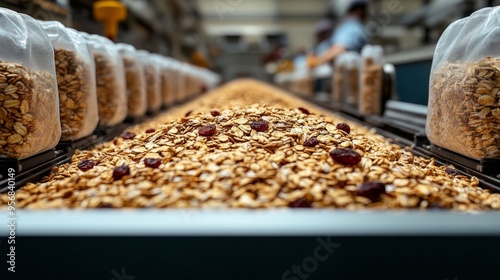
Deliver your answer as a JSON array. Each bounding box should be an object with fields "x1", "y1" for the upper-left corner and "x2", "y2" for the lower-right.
[
  {"x1": 54, "y1": 49, "x2": 98, "y2": 140},
  {"x1": 94, "y1": 53, "x2": 127, "y2": 126},
  {"x1": 123, "y1": 57, "x2": 147, "y2": 118},
  {"x1": 0, "y1": 62, "x2": 60, "y2": 159},
  {"x1": 427, "y1": 57, "x2": 500, "y2": 159},
  {"x1": 1, "y1": 79, "x2": 499, "y2": 210},
  {"x1": 359, "y1": 58, "x2": 383, "y2": 115}
]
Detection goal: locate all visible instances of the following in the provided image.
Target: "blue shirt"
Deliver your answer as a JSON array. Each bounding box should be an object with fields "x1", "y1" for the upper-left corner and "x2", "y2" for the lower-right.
[
  {"x1": 315, "y1": 40, "x2": 331, "y2": 55},
  {"x1": 330, "y1": 18, "x2": 368, "y2": 52}
]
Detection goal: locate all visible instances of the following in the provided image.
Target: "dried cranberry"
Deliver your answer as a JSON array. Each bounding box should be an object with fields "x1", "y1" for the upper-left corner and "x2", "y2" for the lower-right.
[
  {"x1": 357, "y1": 181, "x2": 386, "y2": 201},
  {"x1": 445, "y1": 167, "x2": 460, "y2": 176},
  {"x1": 144, "y1": 158, "x2": 162, "y2": 168},
  {"x1": 198, "y1": 124, "x2": 216, "y2": 136},
  {"x1": 211, "y1": 110, "x2": 221, "y2": 117},
  {"x1": 329, "y1": 148, "x2": 361, "y2": 165},
  {"x1": 304, "y1": 137, "x2": 319, "y2": 147},
  {"x1": 297, "y1": 107, "x2": 310, "y2": 115},
  {"x1": 427, "y1": 202, "x2": 447, "y2": 210},
  {"x1": 77, "y1": 159, "x2": 95, "y2": 171},
  {"x1": 336, "y1": 123, "x2": 351, "y2": 134},
  {"x1": 185, "y1": 110, "x2": 193, "y2": 117},
  {"x1": 112, "y1": 164, "x2": 130, "y2": 180},
  {"x1": 98, "y1": 203, "x2": 114, "y2": 208},
  {"x1": 250, "y1": 120, "x2": 269, "y2": 132},
  {"x1": 145, "y1": 128, "x2": 155, "y2": 133},
  {"x1": 121, "y1": 131, "x2": 136, "y2": 140},
  {"x1": 289, "y1": 197, "x2": 313, "y2": 208}
]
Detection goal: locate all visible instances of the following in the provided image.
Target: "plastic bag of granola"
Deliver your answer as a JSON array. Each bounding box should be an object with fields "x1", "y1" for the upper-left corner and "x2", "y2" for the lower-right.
[
  {"x1": 40, "y1": 21, "x2": 98, "y2": 141},
  {"x1": 344, "y1": 52, "x2": 361, "y2": 106},
  {"x1": 332, "y1": 53, "x2": 346, "y2": 103},
  {"x1": 188, "y1": 65, "x2": 202, "y2": 98},
  {"x1": 85, "y1": 34, "x2": 127, "y2": 126},
  {"x1": 358, "y1": 45, "x2": 383, "y2": 115},
  {"x1": 137, "y1": 50, "x2": 161, "y2": 113},
  {"x1": 0, "y1": 9, "x2": 60, "y2": 159},
  {"x1": 184, "y1": 64, "x2": 197, "y2": 99},
  {"x1": 177, "y1": 62, "x2": 188, "y2": 103},
  {"x1": 154, "y1": 55, "x2": 175, "y2": 107},
  {"x1": 116, "y1": 43, "x2": 147, "y2": 118},
  {"x1": 191, "y1": 67, "x2": 204, "y2": 96},
  {"x1": 427, "y1": 7, "x2": 500, "y2": 160}
]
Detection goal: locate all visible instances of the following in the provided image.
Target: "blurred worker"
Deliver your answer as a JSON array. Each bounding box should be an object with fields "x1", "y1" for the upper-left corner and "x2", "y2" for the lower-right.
[
  {"x1": 309, "y1": 0, "x2": 369, "y2": 67},
  {"x1": 314, "y1": 18, "x2": 334, "y2": 56}
]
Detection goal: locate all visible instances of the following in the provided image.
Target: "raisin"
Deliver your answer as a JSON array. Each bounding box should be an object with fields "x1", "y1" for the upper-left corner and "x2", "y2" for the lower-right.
[
  {"x1": 185, "y1": 110, "x2": 193, "y2": 117},
  {"x1": 329, "y1": 148, "x2": 361, "y2": 165},
  {"x1": 145, "y1": 128, "x2": 155, "y2": 133},
  {"x1": 199, "y1": 124, "x2": 216, "y2": 136},
  {"x1": 297, "y1": 107, "x2": 310, "y2": 115},
  {"x1": 357, "y1": 181, "x2": 386, "y2": 201},
  {"x1": 112, "y1": 165, "x2": 130, "y2": 180},
  {"x1": 304, "y1": 137, "x2": 319, "y2": 147},
  {"x1": 97, "y1": 203, "x2": 114, "y2": 208},
  {"x1": 289, "y1": 197, "x2": 313, "y2": 208},
  {"x1": 336, "y1": 123, "x2": 351, "y2": 134},
  {"x1": 250, "y1": 120, "x2": 269, "y2": 132},
  {"x1": 427, "y1": 202, "x2": 447, "y2": 210},
  {"x1": 445, "y1": 167, "x2": 460, "y2": 176},
  {"x1": 77, "y1": 159, "x2": 95, "y2": 171},
  {"x1": 144, "y1": 158, "x2": 162, "y2": 168},
  {"x1": 121, "y1": 131, "x2": 136, "y2": 140},
  {"x1": 211, "y1": 110, "x2": 221, "y2": 117}
]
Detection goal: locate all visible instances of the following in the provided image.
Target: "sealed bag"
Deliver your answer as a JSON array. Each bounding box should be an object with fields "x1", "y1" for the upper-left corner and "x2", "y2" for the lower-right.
[
  {"x1": 85, "y1": 34, "x2": 127, "y2": 126},
  {"x1": 155, "y1": 55, "x2": 175, "y2": 107},
  {"x1": 0, "y1": 9, "x2": 60, "y2": 159},
  {"x1": 427, "y1": 7, "x2": 500, "y2": 160},
  {"x1": 177, "y1": 62, "x2": 189, "y2": 103},
  {"x1": 358, "y1": 45, "x2": 383, "y2": 115},
  {"x1": 188, "y1": 66, "x2": 200, "y2": 98},
  {"x1": 40, "y1": 21, "x2": 98, "y2": 141},
  {"x1": 116, "y1": 43, "x2": 147, "y2": 118},
  {"x1": 344, "y1": 52, "x2": 361, "y2": 106},
  {"x1": 137, "y1": 50, "x2": 161, "y2": 113},
  {"x1": 332, "y1": 53, "x2": 346, "y2": 103}
]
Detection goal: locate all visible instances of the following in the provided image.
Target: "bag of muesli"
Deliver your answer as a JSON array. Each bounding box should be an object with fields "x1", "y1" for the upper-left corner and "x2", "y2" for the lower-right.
[
  {"x1": 85, "y1": 34, "x2": 127, "y2": 126},
  {"x1": 116, "y1": 43, "x2": 147, "y2": 118},
  {"x1": 0, "y1": 8, "x2": 60, "y2": 159},
  {"x1": 332, "y1": 53, "x2": 347, "y2": 103},
  {"x1": 358, "y1": 45, "x2": 383, "y2": 115},
  {"x1": 344, "y1": 51, "x2": 361, "y2": 106},
  {"x1": 154, "y1": 55, "x2": 176, "y2": 107},
  {"x1": 137, "y1": 50, "x2": 162, "y2": 113},
  {"x1": 40, "y1": 21, "x2": 99, "y2": 141},
  {"x1": 426, "y1": 7, "x2": 500, "y2": 160}
]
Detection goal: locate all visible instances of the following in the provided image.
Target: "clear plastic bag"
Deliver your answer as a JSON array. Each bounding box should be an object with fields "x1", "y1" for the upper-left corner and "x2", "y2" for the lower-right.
[
  {"x1": 40, "y1": 21, "x2": 98, "y2": 141},
  {"x1": 177, "y1": 62, "x2": 188, "y2": 103},
  {"x1": 427, "y1": 7, "x2": 500, "y2": 160},
  {"x1": 137, "y1": 50, "x2": 161, "y2": 113},
  {"x1": 185, "y1": 64, "x2": 201, "y2": 98},
  {"x1": 359, "y1": 45, "x2": 383, "y2": 115},
  {"x1": 116, "y1": 43, "x2": 147, "y2": 118},
  {"x1": 85, "y1": 34, "x2": 127, "y2": 126},
  {"x1": 344, "y1": 52, "x2": 361, "y2": 106},
  {"x1": 332, "y1": 53, "x2": 346, "y2": 103},
  {"x1": 0, "y1": 9, "x2": 60, "y2": 159},
  {"x1": 155, "y1": 55, "x2": 176, "y2": 107}
]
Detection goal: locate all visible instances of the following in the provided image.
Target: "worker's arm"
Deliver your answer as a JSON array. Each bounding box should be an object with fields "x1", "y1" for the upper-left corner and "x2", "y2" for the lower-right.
[{"x1": 315, "y1": 44, "x2": 346, "y2": 65}]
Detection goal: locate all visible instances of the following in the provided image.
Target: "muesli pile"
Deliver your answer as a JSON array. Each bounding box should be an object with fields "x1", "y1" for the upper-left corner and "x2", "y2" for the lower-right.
[{"x1": 1, "y1": 79, "x2": 499, "y2": 210}]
